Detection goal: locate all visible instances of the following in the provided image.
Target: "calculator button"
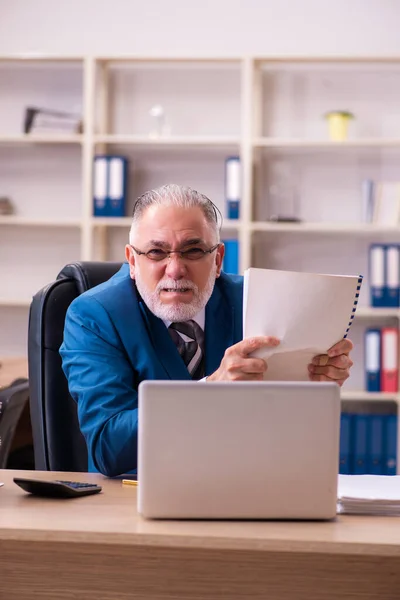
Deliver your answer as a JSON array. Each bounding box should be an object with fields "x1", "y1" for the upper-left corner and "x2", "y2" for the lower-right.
[{"x1": 57, "y1": 481, "x2": 79, "y2": 487}]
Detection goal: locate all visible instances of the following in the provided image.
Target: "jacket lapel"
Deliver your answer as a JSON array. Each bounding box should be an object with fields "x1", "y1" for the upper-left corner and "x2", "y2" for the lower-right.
[
  {"x1": 204, "y1": 281, "x2": 235, "y2": 376},
  {"x1": 139, "y1": 301, "x2": 191, "y2": 380}
]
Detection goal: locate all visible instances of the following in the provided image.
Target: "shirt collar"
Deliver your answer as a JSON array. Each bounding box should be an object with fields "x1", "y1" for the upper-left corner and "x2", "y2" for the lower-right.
[{"x1": 163, "y1": 307, "x2": 205, "y2": 331}]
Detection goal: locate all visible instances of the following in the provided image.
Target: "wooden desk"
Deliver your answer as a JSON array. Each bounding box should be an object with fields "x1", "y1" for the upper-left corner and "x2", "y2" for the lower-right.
[{"x1": 1, "y1": 470, "x2": 400, "y2": 600}]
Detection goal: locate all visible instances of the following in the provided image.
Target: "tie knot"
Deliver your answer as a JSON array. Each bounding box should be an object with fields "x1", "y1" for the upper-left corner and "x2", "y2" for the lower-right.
[{"x1": 169, "y1": 320, "x2": 203, "y2": 344}]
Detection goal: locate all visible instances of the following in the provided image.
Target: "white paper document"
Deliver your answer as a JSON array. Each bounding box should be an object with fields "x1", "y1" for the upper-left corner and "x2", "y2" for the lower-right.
[
  {"x1": 338, "y1": 474, "x2": 400, "y2": 515},
  {"x1": 243, "y1": 268, "x2": 362, "y2": 381}
]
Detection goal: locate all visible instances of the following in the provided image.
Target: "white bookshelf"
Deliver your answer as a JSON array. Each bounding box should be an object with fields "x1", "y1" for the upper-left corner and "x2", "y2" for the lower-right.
[
  {"x1": 1, "y1": 55, "x2": 399, "y2": 306},
  {"x1": 90, "y1": 216, "x2": 241, "y2": 229},
  {"x1": 0, "y1": 134, "x2": 83, "y2": 144},
  {"x1": 356, "y1": 307, "x2": 400, "y2": 319},
  {"x1": 0, "y1": 216, "x2": 82, "y2": 227},
  {"x1": 341, "y1": 391, "x2": 400, "y2": 402},
  {"x1": 1, "y1": 56, "x2": 399, "y2": 304},
  {"x1": 253, "y1": 137, "x2": 400, "y2": 149},
  {"x1": 93, "y1": 134, "x2": 241, "y2": 147},
  {"x1": 250, "y1": 222, "x2": 400, "y2": 234},
  {"x1": 2, "y1": 55, "x2": 400, "y2": 472}
]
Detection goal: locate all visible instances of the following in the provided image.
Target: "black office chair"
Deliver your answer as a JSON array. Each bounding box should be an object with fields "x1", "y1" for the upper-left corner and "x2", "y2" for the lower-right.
[
  {"x1": 0, "y1": 378, "x2": 30, "y2": 469},
  {"x1": 28, "y1": 262, "x2": 123, "y2": 472}
]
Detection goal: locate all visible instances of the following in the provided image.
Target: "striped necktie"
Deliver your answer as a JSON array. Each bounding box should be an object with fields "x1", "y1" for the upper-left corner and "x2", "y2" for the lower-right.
[{"x1": 169, "y1": 320, "x2": 205, "y2": 380}]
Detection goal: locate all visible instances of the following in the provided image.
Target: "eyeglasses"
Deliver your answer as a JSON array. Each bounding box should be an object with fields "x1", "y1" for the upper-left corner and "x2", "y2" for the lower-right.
[{"x1": 130, "y1": 243, "x2": 220, "y2": 262}]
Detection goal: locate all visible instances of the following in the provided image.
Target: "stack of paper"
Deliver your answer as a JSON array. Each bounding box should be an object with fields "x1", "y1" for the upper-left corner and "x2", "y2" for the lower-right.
[
  {"x1": 243, "y1": 268, "x2": 362, "y2": 381},
  {"x1": 338, "y1": 474, "x2": 400, "y2": 515}
]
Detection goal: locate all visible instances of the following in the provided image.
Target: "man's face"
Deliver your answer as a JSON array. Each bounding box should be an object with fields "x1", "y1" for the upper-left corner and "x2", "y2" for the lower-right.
[{"x1": 125, "y1": 204, "x2": 225, "y2": 321}]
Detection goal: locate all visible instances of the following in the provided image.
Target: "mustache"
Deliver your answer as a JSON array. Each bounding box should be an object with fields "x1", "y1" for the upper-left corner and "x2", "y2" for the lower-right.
[{"x1": 156, "y1": 278, "x2": 198, "y2": 293}]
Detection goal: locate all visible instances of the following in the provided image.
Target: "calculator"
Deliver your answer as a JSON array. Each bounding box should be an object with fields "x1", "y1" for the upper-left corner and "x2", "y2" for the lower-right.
[{"x1": 13, "y1": 477, "x2": 102, "y2": 498}]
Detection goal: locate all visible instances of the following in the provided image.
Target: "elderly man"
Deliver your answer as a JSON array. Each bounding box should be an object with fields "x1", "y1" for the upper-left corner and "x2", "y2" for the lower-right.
[{"x1": 60, "y1": 184, "x2": 353, "y2": 476}]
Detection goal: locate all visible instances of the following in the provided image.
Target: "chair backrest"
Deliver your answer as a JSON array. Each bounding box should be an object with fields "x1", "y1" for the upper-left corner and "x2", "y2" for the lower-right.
[
  {"x1": 0, "y1": 379, "x2": 30, "y2": 469},
  {"x1": 28, "y1": 261, "x2": 123, "y2": 472}
]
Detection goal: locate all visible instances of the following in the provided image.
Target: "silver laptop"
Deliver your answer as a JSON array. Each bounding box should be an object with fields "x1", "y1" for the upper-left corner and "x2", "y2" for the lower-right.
[{"x1": 137, "y1": 381, "x2": 340, "y2": 520}]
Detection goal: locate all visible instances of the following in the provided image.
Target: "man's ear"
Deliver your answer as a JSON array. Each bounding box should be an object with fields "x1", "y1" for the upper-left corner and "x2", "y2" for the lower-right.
[
  {"x1": 125, "y1": 245, "x2": 136, "y2": 279},
  {"x1": 215, "y1": 243, "x2": 225, "y2": 278}
]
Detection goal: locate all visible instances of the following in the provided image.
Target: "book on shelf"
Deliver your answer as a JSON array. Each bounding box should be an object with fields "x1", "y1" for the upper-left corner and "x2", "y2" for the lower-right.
[
  {"x1": 369, "y1": 244, "x2": 400, "y2": 308},
  {"x1": 225, "y1": 156, "x2": 240, "y2": 219},
  {"x1": 361, "y1": 179, "x2": 374, "y2": 223},
  {"x1": 365, "y1": 328, "x2": 381, "y2": 392},
  {"x1": 386, "y1": 414, "x2": 398, "y2": 475},
  {"x1": 340, "y1": 412, "x2": 397, "y2": 476},
  {"x1": 353, "y1": 413, "x2": 368, "y2": 475},
  {"x1": 243, "y1": 268, "x2": 362, "y2": 381},
  {"x1": 93, "y1": 155, "x2": 128, "y2": 217},
  {"x1": 369, "y1": 414, "x2": 386, "y2": 475},
  {"x1": 386, "y1": 245, "x2": 400, "y2": 307},
  {"x1": 362, "y1": 181, "x2": 400, "y2": 225},
  {"x1": 23, "y1": 106, "x2": 83, "y2": 134},
  {"x1": 222, "y1": 239, "x2": 239, "y2": 275},
  {"x1": 373, "y1": 182, "x2": 400, "y2": 226},
  {"x1": 339, "y1": 412, "x2": 353, "y2": 474},
  {"x1": 381, "y1": 327, "x2": 399, "y2": 393},
  {"x1": 364, "y1": 327, "x2": 398, "y2": 393}
]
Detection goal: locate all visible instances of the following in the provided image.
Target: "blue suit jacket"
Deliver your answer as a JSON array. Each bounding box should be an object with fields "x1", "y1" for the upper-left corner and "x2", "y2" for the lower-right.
[{"x1": 60, "y1": 264, "x2": 243, "y2": 476}]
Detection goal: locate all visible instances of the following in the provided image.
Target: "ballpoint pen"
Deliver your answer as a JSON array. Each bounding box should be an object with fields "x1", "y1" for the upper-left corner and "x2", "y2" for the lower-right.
[{"x1": 122, "y1": 479, "x2": 138, "y2": 486}]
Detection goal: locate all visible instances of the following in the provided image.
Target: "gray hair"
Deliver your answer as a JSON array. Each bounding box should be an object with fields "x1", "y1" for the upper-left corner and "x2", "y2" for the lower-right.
[{"x1": 129, "y1": 184, "x2": 221, "y2": 244}]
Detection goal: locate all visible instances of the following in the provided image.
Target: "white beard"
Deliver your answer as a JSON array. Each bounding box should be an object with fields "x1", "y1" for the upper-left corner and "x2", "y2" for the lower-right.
[{"x1": 134, "y1": 262, "x2": 217, "y2": 322}]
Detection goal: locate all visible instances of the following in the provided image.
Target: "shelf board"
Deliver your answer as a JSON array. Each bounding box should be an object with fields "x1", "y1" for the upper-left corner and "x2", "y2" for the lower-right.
[
  {"x1": 341, "y1": 391, "x2": 399, "y2": 402},
  {"x1": 0, "y1": 134, "x2": 83, "y2": 145},
  {"x1": 93, "y1": 134, "x2": 240, "y2": 147},
  {"x1": 0, "y1": 216, "x2": 82, "y2": 227},
  {"x1": 96, "y1": 56, "x2": 241, "y2": 64},
  {"x1": 0, "y1": 55, "x2": 83, "y2": 63},
  {"x1": 251, "y1": 222, "x2": 400, "y2": 234},
  {"x1": 91, "y1": 217, "x2": 132, "y2": 227},
  {"x1": 255, "y1": 56, "x2": 400, "y2": 64},
  {"x1": 0, "y1": 298, "x2": 31, "y2": 308},
  {"x1": 2, "y1": 55, "x2": 399, "y2": 64},
  {"x1": 221, "y1": 219, "x2": 241, "y2": 230},
  {"x1": 91, "y1": 217, "x2": 241, "y2": 229},
  {"x1": 91, "y1": 219, "x2": 399, "y2": 234},
  {"x1": 253, "y1": 137, "x2": 400, "y2": 150},
  {"x1": 355, "y1": 307, "x2": 400, "y2": 318}
]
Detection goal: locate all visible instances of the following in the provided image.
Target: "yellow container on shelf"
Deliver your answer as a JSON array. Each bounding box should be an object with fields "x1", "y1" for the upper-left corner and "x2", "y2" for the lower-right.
[{"x1": 325, "y1": 111, "x2": 354, "y2": 141}]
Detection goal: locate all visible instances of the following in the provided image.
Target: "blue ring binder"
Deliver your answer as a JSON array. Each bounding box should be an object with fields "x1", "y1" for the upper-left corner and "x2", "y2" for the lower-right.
[{"x1": 344, "y1": 275, "x2": 363, "y2": 339}]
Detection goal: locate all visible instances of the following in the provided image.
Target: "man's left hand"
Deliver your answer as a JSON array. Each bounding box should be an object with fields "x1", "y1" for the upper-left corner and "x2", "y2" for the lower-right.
[{"x1": 308, "y1": 338, "x2": 354, "y2": 387}]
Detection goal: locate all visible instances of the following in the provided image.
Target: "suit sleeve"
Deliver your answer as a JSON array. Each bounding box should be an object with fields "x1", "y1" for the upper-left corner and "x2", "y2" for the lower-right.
[{"x1": 60, "y1": 295, "x2": 138, "y2": 476}]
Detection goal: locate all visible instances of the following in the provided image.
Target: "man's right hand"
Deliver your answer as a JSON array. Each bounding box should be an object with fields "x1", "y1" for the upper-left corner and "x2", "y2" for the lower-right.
[{"x1": 206, "y1": 336, "x2": 280, "y2": 382}]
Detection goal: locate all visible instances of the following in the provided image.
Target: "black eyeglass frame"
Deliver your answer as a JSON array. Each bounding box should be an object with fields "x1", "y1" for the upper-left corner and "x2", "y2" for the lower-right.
[{"x1": 129, "y1": 243, "x2": 221, "y2": 262}]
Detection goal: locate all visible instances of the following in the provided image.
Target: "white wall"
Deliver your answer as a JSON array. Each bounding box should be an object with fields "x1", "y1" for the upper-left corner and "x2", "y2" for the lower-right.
[{"x1": 1, "y1": 0, "x2": 400, "y2": 57}]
